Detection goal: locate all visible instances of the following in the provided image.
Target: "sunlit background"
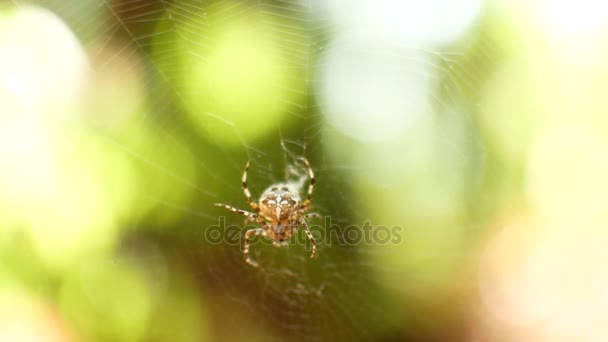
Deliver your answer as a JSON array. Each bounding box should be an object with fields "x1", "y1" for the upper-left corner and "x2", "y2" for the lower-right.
[{"x1": 2, "y1": 0, "x2": 608, "y2": 341}]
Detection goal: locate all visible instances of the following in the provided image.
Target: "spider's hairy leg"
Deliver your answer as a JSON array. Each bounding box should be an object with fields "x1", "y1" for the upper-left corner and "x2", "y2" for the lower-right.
[
  {"x1": 213, "y1": 203, "x2": 257, "y2": 219},
  {"x1": 298, "y1": 218, "x2": 317, "y2": 259},
  {"x1": 243, "y1": 216, "x2": 256, "y2": 227},
  {"x1": 214, "y1": 203, "x2": 268, "y2": 227},
  {"x1": 289, "y1": 209, "x2": 321, "y2": 223},
  {"x1": 273, "y1": 240, "x2": 289, "y2": 247},
  {"x1": 299, "y1": 157, "x2": 315, "y2": 208},
  {"x1": 244, "y1": 228, "x2": 266, "y2": 267},
  {"x1": 301, "y1": 212, "x2": 322, "y2": 220},
  {"x1": 242, "y1": 161, "x2": 259, "y2": 212}
]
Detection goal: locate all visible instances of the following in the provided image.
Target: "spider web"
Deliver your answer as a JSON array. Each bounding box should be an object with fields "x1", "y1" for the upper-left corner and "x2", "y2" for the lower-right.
[{"x1": 9, "y1": 0, "x2": 494, "y2": 340}]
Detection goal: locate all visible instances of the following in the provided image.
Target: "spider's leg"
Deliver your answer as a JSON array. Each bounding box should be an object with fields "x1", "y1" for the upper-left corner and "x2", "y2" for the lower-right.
[
  {"x1": 299, "y1": 157, "x2": 315, "y2": 208},
  {"x1": 301, "y1": 212, "x2": 322, "y2": 220},
  {"x1": 289, "y1": 209, "x2": 322, "y2": 223},
  {"x1": 214, "y1": 203, "x2": 268, "y2": 227},
  {"x1": 242, "y1": 161, "x2": 260, "y2": 213},
  {"x1": 273, "y1": 240, "x2": 289, "y2": 247},
  {"x1": 244, "y1": 228, "x2": 266, "y2": 267},
  {"x1": 214, "y1": 203, "x2": 257, "y2": 219},
  {"x1": 288, "y1": 207, "x2": 308, "y2": 220},
  {"x1": 243, "y1": 216, "x2": 255, "y2": 227},
  {"x1": 298, "y1": 217, "x2": 317, "y2": 259}
]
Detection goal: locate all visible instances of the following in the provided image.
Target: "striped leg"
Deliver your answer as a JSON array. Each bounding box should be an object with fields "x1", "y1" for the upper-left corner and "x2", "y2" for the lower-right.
[
  {"x1": 299, "y1": 157, "x2": 315, "y2": 208},
  {"x1": 244, "y1": 228, "x2": 266, "y2": 267},
  {"x1": 242, "y1": 161, "x2": 259, "y2": 212},
  {"x1": 301, "y1": 212, "x2": 322, "y2": 220},
  {"x1": 288, "y1": 210, "x2": 321, "y2": 224},
  {"x1": 298, "y1": 218, "x2": 317, "y2": 259},
  {"x1": 214, "y1": 203, "x2": 268, "y2": 227},
  {"x1": 273, "y1": 240, "x2": 289, "y2": 247},
  {"x1": 214, "y1": 203, "x2": 257, "y2": 219},
  {"x1": 243, "y1": 216, "x2": 255, "y2": 227}
]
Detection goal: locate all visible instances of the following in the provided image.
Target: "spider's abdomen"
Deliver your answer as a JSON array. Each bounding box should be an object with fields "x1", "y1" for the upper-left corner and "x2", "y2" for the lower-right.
[{"x1": 259, "y1": 184, "x2": 300, "y2": 220}]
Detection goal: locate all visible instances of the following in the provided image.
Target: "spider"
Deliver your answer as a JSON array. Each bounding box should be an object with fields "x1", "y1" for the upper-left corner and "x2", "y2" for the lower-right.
[{"x1": 214, "y1": 158, "x2": 320, "y2": 267}]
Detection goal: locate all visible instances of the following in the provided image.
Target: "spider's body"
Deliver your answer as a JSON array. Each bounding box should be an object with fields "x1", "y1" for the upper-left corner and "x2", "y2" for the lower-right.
[
  {"x1": 259, "y1": 185, "x2": 299, "y2": 221},
  {"x1": 214, "y1": 158, "x2": 320, "y2": 267}
]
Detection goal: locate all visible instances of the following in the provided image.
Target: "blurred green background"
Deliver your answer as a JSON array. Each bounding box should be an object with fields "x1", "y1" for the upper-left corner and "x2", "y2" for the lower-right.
[{"x1": 2, "y1": 0, "x2": 608, "y2": 341}]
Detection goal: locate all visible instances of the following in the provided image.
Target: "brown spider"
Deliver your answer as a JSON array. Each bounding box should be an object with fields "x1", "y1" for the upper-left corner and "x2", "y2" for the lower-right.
[{"x1": 214, "y1": 158, "x2": 320, "y2": 267}]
